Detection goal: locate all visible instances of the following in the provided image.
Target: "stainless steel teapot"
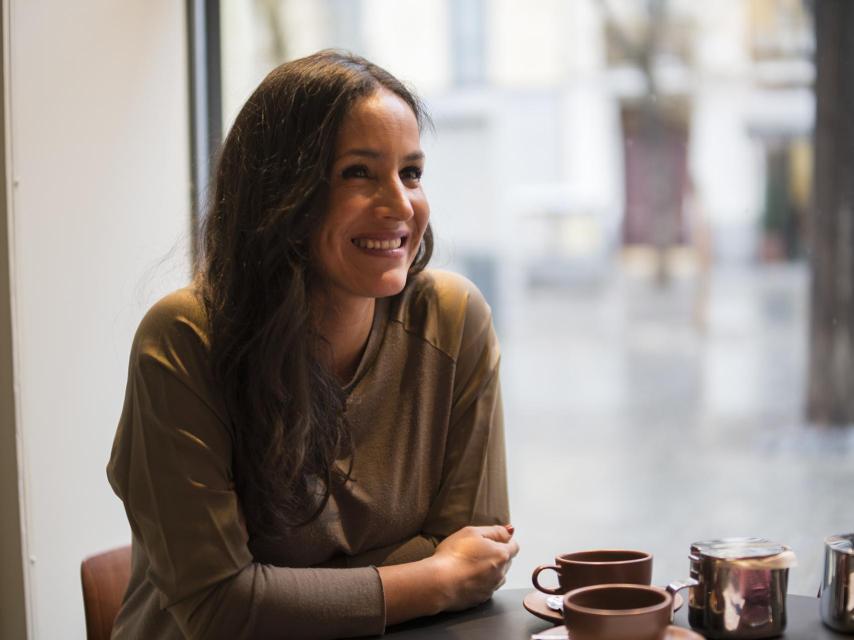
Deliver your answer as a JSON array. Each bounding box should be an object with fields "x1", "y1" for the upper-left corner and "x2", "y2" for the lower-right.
[
  {"x1": 819, "y1": 533, "x2": 854, "y2": 633},
  {"x1": 682, "y1": 538, "x2": 796, "y2": 639}
]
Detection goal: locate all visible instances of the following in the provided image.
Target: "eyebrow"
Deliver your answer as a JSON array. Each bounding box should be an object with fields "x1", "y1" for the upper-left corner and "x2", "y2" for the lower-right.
[{"x1": 337, "y1": 148, "x2": 425, "y2": 162}]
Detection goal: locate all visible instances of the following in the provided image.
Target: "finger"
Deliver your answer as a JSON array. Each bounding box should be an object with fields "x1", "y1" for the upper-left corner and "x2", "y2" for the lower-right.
[
  {"x1": 488, "y1": 537, "x2": 520, "y2": 557},
  {"x1": 500, "y1": 556, "x2": 513, "y2": 576},
  {"x1": 478, "y1": 524, "x2": 511, "y2": 543}
]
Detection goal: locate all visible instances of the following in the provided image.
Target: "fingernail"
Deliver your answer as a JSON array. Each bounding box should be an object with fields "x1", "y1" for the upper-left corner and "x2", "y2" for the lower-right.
[{"x1": 505, "y1": 524, "x2": 515, "y2": 534}]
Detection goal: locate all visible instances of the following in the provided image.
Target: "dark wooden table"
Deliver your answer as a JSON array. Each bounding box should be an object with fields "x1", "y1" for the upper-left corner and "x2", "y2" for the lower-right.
[{"x1": 385, "y1": 588, "x2": 849, "y2": 639}]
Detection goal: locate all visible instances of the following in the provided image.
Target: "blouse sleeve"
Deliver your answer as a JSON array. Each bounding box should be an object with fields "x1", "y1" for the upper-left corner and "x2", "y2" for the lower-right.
[
  {"x1": 107, "y1": 294, "x2": 385, "y2": 639},
  {"x1": 419, "y1": 277, "x2": 510, "y2": 538}
]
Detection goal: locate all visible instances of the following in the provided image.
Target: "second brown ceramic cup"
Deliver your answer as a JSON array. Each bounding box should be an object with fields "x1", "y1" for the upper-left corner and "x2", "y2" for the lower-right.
[
  {"x1": 531, "y1": 549, "x2": 653, "y2": 595},
  {"x1": 563, "y1": 583, "x2": 673, "y2": 640}
]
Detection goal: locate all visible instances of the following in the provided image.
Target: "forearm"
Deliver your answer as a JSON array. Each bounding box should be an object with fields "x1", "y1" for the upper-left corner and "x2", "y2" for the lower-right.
[
  {"x1": 345, "y1": 533, "x2": 441, "y2": 568},
  {"x1": 168, "y1": 541, "x2": 447, "y2": 637},
  {"x1": 169, "y1": 562, "x2": 385, "y2": 640},
  {"x1": 378, "y1": 525, "x2": 518, "y2": 627},
  {"x1": 377, "y1": 556, "x2": 448, "y2": 626}
]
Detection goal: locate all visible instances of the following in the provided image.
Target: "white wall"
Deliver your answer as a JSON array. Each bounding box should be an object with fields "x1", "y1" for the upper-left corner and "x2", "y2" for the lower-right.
[{"x1": 3, "y1": 1, "x2": 191, "y2": 637}]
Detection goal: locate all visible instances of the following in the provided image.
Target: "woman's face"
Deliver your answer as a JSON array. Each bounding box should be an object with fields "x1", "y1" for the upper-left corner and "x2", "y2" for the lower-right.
[{"x1": 311, "y1": 88, "x2": 429, "y2": 306}]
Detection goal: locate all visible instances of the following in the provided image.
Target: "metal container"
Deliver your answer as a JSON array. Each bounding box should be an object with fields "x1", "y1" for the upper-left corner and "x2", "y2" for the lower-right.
[
  {"x1": 687, "y1": 538, "x2": 794, "y2": 639},
  {"x1": 819, "y1": 533, "x2": 854, "y2": 633}
]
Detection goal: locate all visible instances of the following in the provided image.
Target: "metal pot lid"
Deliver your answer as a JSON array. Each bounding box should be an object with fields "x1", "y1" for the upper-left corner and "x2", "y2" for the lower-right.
[
  {"x1": 826, "y1": 533, "x2": 854, "y2": 554},
  {"x1": 691, "y1": 537, "x2": 788, "y2": 560}
]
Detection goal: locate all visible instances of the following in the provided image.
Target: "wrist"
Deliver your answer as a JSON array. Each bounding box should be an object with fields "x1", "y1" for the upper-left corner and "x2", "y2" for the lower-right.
[
  {"x1": 377, "y1": 555, "x2": 452, "y2": 626},
  {"x1": 422, "y1": 555, "x2": 452, "y2": 614}
]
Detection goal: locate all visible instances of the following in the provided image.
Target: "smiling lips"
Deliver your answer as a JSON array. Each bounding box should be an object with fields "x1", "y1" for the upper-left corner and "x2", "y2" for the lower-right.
[{"x1": 351, "y1": 236, "x2": 406, "y2": 251}]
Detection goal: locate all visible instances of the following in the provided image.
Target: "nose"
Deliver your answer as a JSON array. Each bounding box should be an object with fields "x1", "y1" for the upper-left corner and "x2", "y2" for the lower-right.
[{"x1": 374, "y1": 177, "x2": 414, "y2": 221}]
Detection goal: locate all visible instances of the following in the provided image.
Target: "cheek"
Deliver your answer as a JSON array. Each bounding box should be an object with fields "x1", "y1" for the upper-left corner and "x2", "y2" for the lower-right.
[
  {"x1": 310, "y1": 226, "x2": 341, "y2": 274},
  {"x1": 408, "y1": 202, "x2": 430, "y2": 264},
  {"x1": 415, "y1": 196, "x2": 430, "y2": 231}
]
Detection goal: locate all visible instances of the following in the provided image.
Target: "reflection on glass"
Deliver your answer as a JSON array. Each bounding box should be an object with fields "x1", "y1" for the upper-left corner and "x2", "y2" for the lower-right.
[{"x1": 218, "y1": 0, "x2": 850, "y2": 597}]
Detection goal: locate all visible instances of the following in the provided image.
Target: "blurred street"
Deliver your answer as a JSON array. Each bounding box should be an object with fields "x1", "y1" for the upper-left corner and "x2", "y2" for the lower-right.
[{"x1": 498, "y1": 260, "x2": 854, "y2": 596}]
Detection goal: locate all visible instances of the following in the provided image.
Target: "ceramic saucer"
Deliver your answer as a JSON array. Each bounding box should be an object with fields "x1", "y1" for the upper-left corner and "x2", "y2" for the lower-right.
[
  {"x1": 522, "y1": 590, "x2": 684, "y2": 625},
  {"x1": 531, "y1": 624, "x2": 703, "y2": 640}
]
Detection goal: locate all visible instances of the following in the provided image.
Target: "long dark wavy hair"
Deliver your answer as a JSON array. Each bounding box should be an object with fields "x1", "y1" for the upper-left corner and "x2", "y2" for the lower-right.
[{"x1": 196, "y1": 50, "x2": 433, "y2": 538}]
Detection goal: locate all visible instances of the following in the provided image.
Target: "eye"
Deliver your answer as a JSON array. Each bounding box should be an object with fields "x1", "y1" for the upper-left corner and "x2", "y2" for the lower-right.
[
  {"x1": 400, "y1": 165, "x2": 423, "y2": 183},
  {"x1": 341, "y1": 164, "x2": 371, "y2": 179}
]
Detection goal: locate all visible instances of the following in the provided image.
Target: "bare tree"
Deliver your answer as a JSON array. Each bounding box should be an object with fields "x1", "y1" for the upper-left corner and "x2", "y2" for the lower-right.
[{"x1": 807, "y1": 0, "x2": 854, "y2": 425}]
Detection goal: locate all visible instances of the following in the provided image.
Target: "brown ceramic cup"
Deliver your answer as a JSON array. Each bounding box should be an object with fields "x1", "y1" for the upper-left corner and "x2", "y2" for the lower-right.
[
  {"x1": 531, "y1": 549, "x2": 653, "y2": 595},
  {"x1": 563, "y1": 583, "x2": 673, "y2": 640}
]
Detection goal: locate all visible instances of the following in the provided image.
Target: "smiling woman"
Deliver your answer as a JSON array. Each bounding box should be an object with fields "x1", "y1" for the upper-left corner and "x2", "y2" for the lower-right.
[
  {"x1": 316, "y1": 89, "x2": 429, "y2": 300},
  {"x1": 312, "y1": 88, "x2": 431, "y2": 381},
  {"x1": 106, "y1": 50, "x2": 517, "y2": 639}
]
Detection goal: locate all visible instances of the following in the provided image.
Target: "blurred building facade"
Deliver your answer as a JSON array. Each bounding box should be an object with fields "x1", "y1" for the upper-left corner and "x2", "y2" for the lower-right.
[{"x1": 221, "y1": 0, "x2": 814, "y2": 305}]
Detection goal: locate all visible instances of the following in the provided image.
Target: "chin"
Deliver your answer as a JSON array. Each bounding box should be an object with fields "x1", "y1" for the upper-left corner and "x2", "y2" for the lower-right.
[{"x1": 369, "y1": 272, "x2": 409, "y2": 298}]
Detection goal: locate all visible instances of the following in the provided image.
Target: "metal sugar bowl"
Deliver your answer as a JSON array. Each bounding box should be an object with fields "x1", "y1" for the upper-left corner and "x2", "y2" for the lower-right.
[
  {"x1": 820, "y1": 533, "x2": 854, "y2": 633},
  {"x1": 686, "y1": 538, "x2": 796, "y2": 639}
]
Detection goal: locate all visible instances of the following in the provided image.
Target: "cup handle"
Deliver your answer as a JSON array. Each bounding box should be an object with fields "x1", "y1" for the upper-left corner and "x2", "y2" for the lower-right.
[
  {"x1": 532, "y1": 564, "x2": 562, "y2": 595},
  {"x1": 666, "y1": 578, "x2": 699, "y2": 621}
]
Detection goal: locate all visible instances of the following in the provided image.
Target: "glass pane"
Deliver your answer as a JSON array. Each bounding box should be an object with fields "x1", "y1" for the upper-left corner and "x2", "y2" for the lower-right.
[{"x1": 219, "y1": 0, "x2": 843, "y2": 597}]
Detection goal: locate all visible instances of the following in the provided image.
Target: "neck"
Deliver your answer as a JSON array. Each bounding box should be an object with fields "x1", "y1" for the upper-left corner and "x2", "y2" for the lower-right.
[{"x1": 312, "y1": 294, "x2": 376, "y2": 383}]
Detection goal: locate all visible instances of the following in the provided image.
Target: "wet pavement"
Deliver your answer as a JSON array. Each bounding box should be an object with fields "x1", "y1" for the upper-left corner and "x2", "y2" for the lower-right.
[{"x1": 496, "y1": 261, "x2": 854, "y2": 596}]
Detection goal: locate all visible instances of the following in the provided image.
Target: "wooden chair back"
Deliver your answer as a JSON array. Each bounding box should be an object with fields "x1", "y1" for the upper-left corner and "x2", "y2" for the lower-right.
[{"x1": 80, "y1": 545, "x2": 131, "y2": 640}]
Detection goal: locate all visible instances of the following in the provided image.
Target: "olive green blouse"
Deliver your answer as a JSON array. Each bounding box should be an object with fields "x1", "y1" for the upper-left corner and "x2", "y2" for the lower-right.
[{"x1": 107, "y1": 270, "x2": 509, "y2": 639}]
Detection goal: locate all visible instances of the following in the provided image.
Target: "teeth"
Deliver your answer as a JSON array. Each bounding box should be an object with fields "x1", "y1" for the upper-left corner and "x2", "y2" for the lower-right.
[{"x1": 352, "y1": 237, "x2": 403, "y2": 250}]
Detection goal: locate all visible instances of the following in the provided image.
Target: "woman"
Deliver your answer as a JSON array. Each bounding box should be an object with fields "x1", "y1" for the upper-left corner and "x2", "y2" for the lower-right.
[{"x1": 108, "y1": 50, "x2": 516, "y2": 639}]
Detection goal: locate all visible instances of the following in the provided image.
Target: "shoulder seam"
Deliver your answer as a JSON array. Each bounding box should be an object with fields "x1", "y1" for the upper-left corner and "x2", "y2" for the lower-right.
[
  {"x1": 136, "y1": 350, "x2": 231, "y2": 432},
  {"x1": 388, "y1": 316, "x2": 459, "y2": 365}
]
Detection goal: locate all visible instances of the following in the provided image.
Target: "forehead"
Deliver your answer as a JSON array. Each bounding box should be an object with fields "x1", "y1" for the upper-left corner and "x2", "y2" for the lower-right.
[{"x1": 336, "y1": 89, "x2": 420, "y2": 149}]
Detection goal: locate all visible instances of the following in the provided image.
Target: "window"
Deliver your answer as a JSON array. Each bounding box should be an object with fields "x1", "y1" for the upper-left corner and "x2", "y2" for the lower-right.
[{"x1": 214, "y1": 0, "x2": 847, "y2": 595}]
